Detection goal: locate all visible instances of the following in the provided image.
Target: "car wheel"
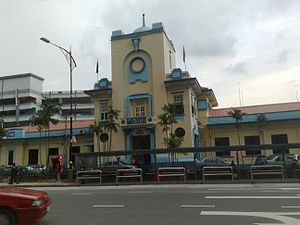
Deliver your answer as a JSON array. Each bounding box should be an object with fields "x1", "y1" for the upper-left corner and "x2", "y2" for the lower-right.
[{"x1": 0, "y1": 209, "x2": 17, "y2": 225}]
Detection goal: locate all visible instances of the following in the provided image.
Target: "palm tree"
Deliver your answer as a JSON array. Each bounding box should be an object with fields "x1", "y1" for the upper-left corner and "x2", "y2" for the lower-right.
[
  {"x1": 227, "y1": 108, "x2": 246, "y2": 176},
  {"x1": 158, "y1": 104, "x2": 178, "y2": 146},
  {"x1": 30, "y1": 98, "x2": 61, "y2": 164},
  {"x1": 90, "y1": 121, "x2": 104, "y2": 152},
  {"x1": 29, "y1": 112, "x2": 45, "y2": 164},
  {"x1": 158, "y1": 104, "x2": 181, "y2": 161},
  {"x1": 103, "y1": 106, "x2": 120, "y2": 151},
  {"x1": 162, "y1": 103, "x2": 177, "y2": 133},
  {"x1": 256, "y1": 113, "x2": 267, "y2": 155},
  {"x1": 0, "y1": 119, "x2": 5, "y2": 140},
  {"x1": 158, "y1": 112, "x2": 170, "y2": 142}
]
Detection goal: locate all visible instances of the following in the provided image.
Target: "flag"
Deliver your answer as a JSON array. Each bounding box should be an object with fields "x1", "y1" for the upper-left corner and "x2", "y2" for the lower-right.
[
  {"x1": 96, "y1": 59, "x2": 99, "y2": 74},
  {"x1": 183, "y1": 46, "x2": 186, "y2": 63}
]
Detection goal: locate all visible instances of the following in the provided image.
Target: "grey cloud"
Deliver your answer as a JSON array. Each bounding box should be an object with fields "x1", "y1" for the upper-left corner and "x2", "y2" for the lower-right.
[
  {"x1": 225, "y1": 62, "x2": 247, "y2": 75},
  {"x1": 268, "y1": 49, "x2": 290, "y2": 64},
  {"x1": 101, "y1": 0, "x2": 238, "y2": 58},
  {"x1": 277, "y1": 49, "x2": 289, "y2": 62}
]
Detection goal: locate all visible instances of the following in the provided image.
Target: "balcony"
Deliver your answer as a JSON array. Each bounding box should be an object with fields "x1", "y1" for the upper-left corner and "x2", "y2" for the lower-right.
[{"x1": 120, "y1": 116, "x2": 156, "y2": 128}]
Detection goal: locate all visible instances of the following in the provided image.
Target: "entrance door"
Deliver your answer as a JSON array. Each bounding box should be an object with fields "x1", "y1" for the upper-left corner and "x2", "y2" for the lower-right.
[{"x1": 131, "y1": 135, "x2": 151, "y2": 169}]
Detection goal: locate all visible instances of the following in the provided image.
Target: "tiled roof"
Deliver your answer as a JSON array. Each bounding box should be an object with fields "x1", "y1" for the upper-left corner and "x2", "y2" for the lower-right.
[
  {"x1": 209, "y1": 102, "x2": 300, "y2": 118},
  {"x1": 8, "y1": 120, "x2": 94, "y2": 132}
]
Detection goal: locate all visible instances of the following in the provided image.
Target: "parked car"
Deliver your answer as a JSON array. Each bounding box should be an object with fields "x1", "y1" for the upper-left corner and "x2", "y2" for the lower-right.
[
  {"x1": 0, "y1": 187, "x2": 51, "y2": 225},
  {"x1": 266, "y1": 154, "x2": 299, "y2": 166},
  {"x1": 254, "y1": 156, "x2": 268, "y2": 165},
  {"x1": 196, "y1": 157, "x2": 231, "y2": 168},
  {"x1": 98, "y1": 160, "x2": 135, "y2": 176}
]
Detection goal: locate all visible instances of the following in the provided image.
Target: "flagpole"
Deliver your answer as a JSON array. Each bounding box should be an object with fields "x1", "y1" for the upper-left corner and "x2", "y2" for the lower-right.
[
  {"x1": 96, "y1": 59, "x2": 99, "y2": 82},
  {"x1": 183, "y1": 46, "x2": 186, "y2": 71}
]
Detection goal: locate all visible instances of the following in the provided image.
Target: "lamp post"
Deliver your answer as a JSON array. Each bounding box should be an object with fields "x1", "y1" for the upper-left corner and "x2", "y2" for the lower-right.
[{"x1": 40, "y1": 37, "x2": 77, "y2": 168}]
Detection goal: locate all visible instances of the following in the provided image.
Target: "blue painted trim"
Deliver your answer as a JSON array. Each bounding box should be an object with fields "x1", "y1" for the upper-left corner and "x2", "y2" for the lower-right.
[
  {"x1": 127, "y1": 94, "x2": 152, "y2": 117},
  {"x1": 175, "y1": 115, "x2": 185, "y2": 121},
  {"x1": 198, "y1": 100, "x2": 207, "y2": 110},
  {"x1": 129, "y1": 57, "x2": 147, "y2": 84},
  {"x1": 131, "y1": 37, "x2": 140, "y2": 52},
  {"x1": 208, "y1": 110, "x2": 300, "y2": 126}
]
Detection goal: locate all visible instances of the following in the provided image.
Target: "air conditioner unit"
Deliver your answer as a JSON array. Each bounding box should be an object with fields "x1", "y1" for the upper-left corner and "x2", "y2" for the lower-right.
[
  {"x1": 120, "y1": 119, "x2": 127, "y2": 126},
  {"x1": 146, "y1": 116, "x2": 156, "y2": 124}
]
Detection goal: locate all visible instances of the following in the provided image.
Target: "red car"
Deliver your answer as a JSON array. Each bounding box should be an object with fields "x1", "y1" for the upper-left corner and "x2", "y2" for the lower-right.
[{"x1": 0, "y1": 187, "x2": 51, "y2": 225}]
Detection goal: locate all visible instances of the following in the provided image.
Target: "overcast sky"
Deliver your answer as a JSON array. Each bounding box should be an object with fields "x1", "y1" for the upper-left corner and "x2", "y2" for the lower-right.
[{"x1": 1, "y1": 0, "x2": 300, "y2": 108}]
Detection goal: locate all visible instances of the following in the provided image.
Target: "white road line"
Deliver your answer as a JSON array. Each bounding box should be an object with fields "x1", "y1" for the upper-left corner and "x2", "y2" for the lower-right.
[
  {"x1": 181, "y1": 205, "x2": 215, "y2": 208},
  {"x1": 280, "y1": 188, "x2": 300, "y2": 190},
  {"x1": 93, "y1": 205, "x2": 124, "y2": 208},
  {"x1": 71, "y1": 192, "x2": 92, "y2": 195},
  {"x1": 200, "y1": 211, "x2": 300, "y2": 225},
  {"x1": 208, "y1": 188, "x2": 275, "y2": 191},
  {"x1": 129, "y1": 191, "x2": 152, "y2": 194},
  {"x1": 281, "y1": 206, "x2": 300, "y2": 209},
  {"x1": 206, "y1": 196, "x2": 300, "y2": 199}
]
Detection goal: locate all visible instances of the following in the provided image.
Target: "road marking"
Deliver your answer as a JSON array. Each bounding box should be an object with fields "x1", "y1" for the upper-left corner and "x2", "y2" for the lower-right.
[
  {"x1": 71, "y1": 192, "x2": 92, "y2": 195},
  {"x1": 129, "y1": 191, "x2": 152, "y2": 194},
  {"x1": 200, "y1": 211, "x2": 300, "y2": 225},
  {"x1": 181, "y1": 204, "x2": 215, "y2": 208},
  {"x1": 208, "y1": 188, "x2": 278, "y2": 191},
  {"x1": 205, "y1": 195, "x2": 300, "y2": 199},
  {"x1": 190, "y1": 191, "x2": 218, "y2": 194},
  {"x1": 93, "y1": 205, "x2": 124, "y2": 208},
  {"x1": 281, "y1": 206, "x2": 300, "y2": 209},
  {"x1": 280, "y1": 188, "x2": 300, "y2": 190}
]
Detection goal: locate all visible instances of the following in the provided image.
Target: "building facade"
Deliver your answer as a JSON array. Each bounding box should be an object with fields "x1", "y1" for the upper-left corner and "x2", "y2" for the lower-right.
[
  {"x1": 0, "y1": 73, "x2": 44, "y2": 127},
  {"x1": 1, "y1": 21, "x2": 299, "y2": 167},
  {"x1": 85, "y1": 22, "x2": 218, "y2": 162},
  {"x1": 0, "y1": 73, "x2": 94, "y2": 128}
]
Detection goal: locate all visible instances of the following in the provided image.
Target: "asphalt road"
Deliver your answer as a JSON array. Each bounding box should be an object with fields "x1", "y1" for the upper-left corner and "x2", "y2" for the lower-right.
[{"x1": 34, "y1": 183, "x2": 300, "y2": 225}]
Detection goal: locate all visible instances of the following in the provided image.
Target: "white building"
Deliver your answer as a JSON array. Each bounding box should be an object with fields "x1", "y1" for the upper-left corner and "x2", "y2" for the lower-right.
[
  {"x1": 0, "y1": 73, "x2": 94, "y2": 127},
  {"x1": 0, "y1": 73, "x2": 44, "y2": 127}
]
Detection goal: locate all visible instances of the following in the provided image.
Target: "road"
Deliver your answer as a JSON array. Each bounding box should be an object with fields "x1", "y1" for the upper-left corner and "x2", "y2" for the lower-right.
[{"x1": 34, "y1": 183, "x2": 300, "y2": 225}]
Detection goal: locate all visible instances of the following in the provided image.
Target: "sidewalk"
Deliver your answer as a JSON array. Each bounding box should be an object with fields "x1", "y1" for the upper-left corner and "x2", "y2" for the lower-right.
[
  {"x1": 1, "y1": 178, "x2": 299, "y2": 188},
  {"x1": 0, "y1": 180, "x2": 77, "y2": 188}
]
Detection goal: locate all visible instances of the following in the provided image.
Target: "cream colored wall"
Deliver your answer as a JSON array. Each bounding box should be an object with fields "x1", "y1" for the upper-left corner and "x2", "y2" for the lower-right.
[
  {"x1": 202, "y1": 120, "x2": 300, "y2": 163},
  {"x1": 111, "y1": 31, "x2": 175, "y2": 150},
  {"x1": 0, "y1": 136, "x2": 93, "y2": 166},
  {"x1": 91, "y1": 93, "x2": 112, "y2": 151},
  {"x1": 163, "y1": 87, "x2": 195, "y2": 148}
]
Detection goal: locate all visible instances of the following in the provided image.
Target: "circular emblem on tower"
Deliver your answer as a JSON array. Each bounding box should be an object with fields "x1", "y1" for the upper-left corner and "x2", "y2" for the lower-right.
[{"x1": 130, "y1": 57, "x2": 145, "y2": 73}]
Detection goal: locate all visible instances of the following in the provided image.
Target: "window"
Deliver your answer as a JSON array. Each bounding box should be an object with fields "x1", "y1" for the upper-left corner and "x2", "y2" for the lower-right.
[
  {"x1": 130, "y1": 98, "x2": 148, "y2": 117},
  {"x1": 28, "y1": 149, "x2": 39, "y2": 165},
  {"x1": 49, "y1": 148, "x2": 59, "y2": 156},
  {"x1": 215, "y1": 137, "x2": 230, "y2": 157},
  {"x1": 99, "y1": 100, "x2": 109, "y2": 121},
  {"x1": 244, "y1": 136, "x2": 261, "y2": 155},
  {"x1": 271, "y1": 134, "x2": 289, "y2": 154},
  {"x1": 173, "y1": 94, "x2": 184, "y2": 116},
  {"x1": 8, "y1": 150, "x2": 14, "y2": 165}
]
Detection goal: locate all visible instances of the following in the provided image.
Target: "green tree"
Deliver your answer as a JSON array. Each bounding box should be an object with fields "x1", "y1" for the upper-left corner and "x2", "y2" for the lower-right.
[
  {"x1": 158, "y1": 104, "x2": 182, "y2": 161},
  {"x1": 161, "y1": 104, "x2": 177, "y2": 133},
  {"x1": 256, "y1": 113, "x2": 268, "y2": 155},
  {"x1": 0, "y1": 119, "x2": 6, "y2": 140},
  {"x1": 90, "y1": 121, "x2": 104, "y2": 152},
  {"x1": 30, "y1": 98, "x2": 61, "y2": 164},
  {"x1": 227, "y1": 108, "x2": 246, "y2": 176},
  {"x1": 29, "y1": 111, "x2": 45, "y2": 164},
  {"x1": 103, "y1": 106, "x2": 120, "y2": 151},
  {"x1": 158, "y1": 112, "x2": 170, "y2": 142}
]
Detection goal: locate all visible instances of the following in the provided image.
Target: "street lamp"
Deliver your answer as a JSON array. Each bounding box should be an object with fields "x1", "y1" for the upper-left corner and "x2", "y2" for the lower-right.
[{"x1": 40, "y1": 37, "x2": 77, "y2": 168}]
